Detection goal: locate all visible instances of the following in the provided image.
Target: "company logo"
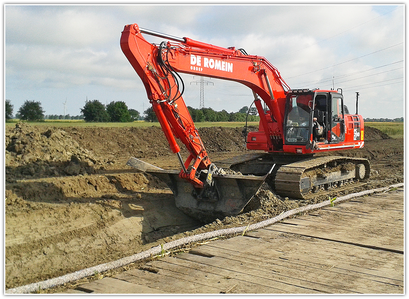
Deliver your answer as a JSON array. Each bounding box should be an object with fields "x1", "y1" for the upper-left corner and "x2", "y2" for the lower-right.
[{"x1": 190, "y1": 54, "x2": 233, "y2": 73}]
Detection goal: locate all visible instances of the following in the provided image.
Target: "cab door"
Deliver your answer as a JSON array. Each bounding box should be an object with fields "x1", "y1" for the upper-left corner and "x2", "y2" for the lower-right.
[{"x1": 330, "y1": 94, "x2": 345, "y2": 143}]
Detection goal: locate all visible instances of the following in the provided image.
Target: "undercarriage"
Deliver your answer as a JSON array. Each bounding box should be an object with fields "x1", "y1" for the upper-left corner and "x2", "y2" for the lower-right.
[{"x1": 127, "y1": 154, "x2": 370, "y2": 222}]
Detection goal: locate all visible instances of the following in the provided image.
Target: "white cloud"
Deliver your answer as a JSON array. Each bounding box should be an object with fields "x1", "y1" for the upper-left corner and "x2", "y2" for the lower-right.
[
  {"x1": 6, "y1": 6, "x2": 118, "y2": 47},
  {"x1": 4, "y1": 4, "x2": 404, "y2": 119}
]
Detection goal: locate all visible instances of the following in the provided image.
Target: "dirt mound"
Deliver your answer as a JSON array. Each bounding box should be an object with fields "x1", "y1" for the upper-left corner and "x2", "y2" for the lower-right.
[
  {"x1": 199, "y1": 127, "x2": 246, "y2": 152},
  {"x1": 63, "y1": 126, "x2": 172, "y2": 161},
  {"x1": 5, "y1": 122, "x2": 392, "y2": 185},
  {"x1": 5, "y1": 123, "x2": 105, "y2": 181},
  {"x1": 60, "y1": 126, "x2": 247, "y2": 169},
  {"x1": 364, "y1": 126, "x2": 391, "y2": 140}
]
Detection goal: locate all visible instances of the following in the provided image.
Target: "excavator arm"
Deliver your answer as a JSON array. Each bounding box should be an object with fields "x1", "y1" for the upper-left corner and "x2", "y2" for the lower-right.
[{"x1": 120, "y1": 23, "x2": 290, "y2": 190}]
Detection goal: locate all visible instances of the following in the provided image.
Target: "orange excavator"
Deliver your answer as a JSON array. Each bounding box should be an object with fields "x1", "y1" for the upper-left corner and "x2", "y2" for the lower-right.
[{"x1": 121, "y1": 23, "x2": 370, "y2": 221}]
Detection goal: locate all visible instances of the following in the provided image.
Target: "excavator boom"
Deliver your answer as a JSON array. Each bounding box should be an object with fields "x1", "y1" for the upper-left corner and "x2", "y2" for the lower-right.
[{"x1": 121, "y1": 24, "x2": 284, "y2": 220}]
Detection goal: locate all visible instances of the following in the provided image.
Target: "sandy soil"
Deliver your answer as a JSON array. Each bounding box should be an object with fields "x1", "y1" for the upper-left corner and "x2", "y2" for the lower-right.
[{"x1": 5, "y1": 123, "x2": 403, "y2": 289}]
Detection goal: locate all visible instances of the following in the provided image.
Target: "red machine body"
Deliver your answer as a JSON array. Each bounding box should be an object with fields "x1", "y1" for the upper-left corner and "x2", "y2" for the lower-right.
[{"x1": 120, "y1": 23, "x2": 365, "y2": 190}]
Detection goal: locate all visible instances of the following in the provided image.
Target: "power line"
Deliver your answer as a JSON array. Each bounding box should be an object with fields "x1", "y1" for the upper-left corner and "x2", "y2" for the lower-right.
[
  {"x1": 336, "y1": 67, "x2": 403, "y2": 84},
  {"x1": 275, "y1": 7, "x2": 396, "y2": 60},
  {"x1": 343, "y1": 76, "x2": 403, "y2": 90},
  {"x1": 287, "y1": 42, "x2": 403, "y2": 79},
  {"x1": 311, "y1": 66, "x2": 403, "y2": 86},
  {"x1": 297, "y1": 60, "x2": 403, "y2": 86},
  {"x1": 343, "y1": 80, "x2": 403, "y2": 92}
]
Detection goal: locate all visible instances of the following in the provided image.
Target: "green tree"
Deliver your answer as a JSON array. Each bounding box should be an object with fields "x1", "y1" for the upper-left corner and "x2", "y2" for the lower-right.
[
  {"x1": 106, "y1": 101, "x2": 132, "y2": 122},
  {"x1": 187, "y1": 106, "x2": 205, "y2": 122},
  {"x1": 217, "y1": 109, "x2": 230, "y2": 122},
  {"x1": 144, "y1": 107, "x2": 158, "y2": 122},
  {"x1": 128, "y1": 109, "x2": 140, "y2": 121},
  {"x1": 18, "y1": 100, "x2": 44, "y2": 121},
  {"x1": 238, "y1": 106, "x2": 248, "y2": 114},
  {"x1": 248, "y1": 115, "x2": 260, "y2": 122},
  {"x1": 229, "y1": 112, "x2": 246, "y2": 122},
  {"x1": 201, "y1": 108, "x2": 217, "y2": 122},
  {"x1": 81, "y1": 100, "x2": 110, "y2": 122},
  {"x1": 5, "y1": 99, "x2": 13, "y2": 120},
  {"x1": 193, "y1": 109, "x2": 205, "y2": 122}
]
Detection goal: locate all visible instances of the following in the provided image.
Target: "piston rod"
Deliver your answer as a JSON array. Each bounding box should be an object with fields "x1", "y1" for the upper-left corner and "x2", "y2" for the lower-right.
[{"x1": 140, "y1": 27, "x2": 185, "y2": 43}]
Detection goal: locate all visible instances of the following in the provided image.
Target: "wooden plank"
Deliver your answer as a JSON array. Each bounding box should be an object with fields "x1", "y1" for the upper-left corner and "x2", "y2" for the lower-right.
[
  {"x1": 281, "y1": 214, "x2": 403, "y2": 232},
  {"x1": 175, "y1": 251, "x2": 326, "y2": 294},
  {"x1": 194, "y1": 237, "x2": 403, "y2": 290},
  {"x1": 266, "y1": 217, "x2": 403, "y2": 253},
  {"x1": 178, "y1": 248, "x2": 360, "y2": 294},
  {"x1": 306, "y1": 203, "x2": 402, "y2": 220},
  {"x1": 116, "y1": 266, "x2": 221, "y2": 294},
  {"x1": 128, "y1": 260, "x2": 233, "y2": 293},
  {"x1": 124, "y1": 256, "x2": 293, "y2": 294},
  {"x1": 323, "y1": 191, "x2": 403, "y2": 213},
  {"x1": 321, "y1": 202, "x2": 404, "y2": 214},
  {"x1": 320, "y1": 204, "x2": 403, "y2": 219},
  {"x1": 247, "y1": 229, "x2": 403, "y2": 271},
  {"x1": 58, "y1": 288, "x2": 89, "y2": 294},
  {"x1": 119, "y1": 252, "x2": 313, "y2": 294},
  {"x1": 75, "y1": 277, "x2": 165, "y2": 294},
  {"x1": 289, "y1": 203, "x2": 403, "y2": 223},
  {"x1": 153, "y1": 258, "x2": 284, "y2": 294},
  {"x1": 199, "y1": 235, "x2": 403, "y2": 287},
  {"x1": 278, "y1": 215, "x2": 403, "y2": 250}
]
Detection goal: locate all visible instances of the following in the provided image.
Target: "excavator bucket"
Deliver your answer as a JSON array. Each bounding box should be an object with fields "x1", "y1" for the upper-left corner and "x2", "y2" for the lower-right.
[{"x1": 127, "y1": 157, "x2": 266, "y2": 222}]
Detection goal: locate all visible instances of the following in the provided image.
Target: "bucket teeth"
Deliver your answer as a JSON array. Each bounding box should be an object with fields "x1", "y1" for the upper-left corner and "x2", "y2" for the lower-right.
[{"x1": 146, "y1": 169, "x2": 266, "y2": 222}]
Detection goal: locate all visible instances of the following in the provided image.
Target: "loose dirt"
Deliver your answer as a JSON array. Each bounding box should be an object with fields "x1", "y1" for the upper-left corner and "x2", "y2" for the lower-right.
[{"x1": 5, "y1": 123, "x2": 403, "y2": 289}]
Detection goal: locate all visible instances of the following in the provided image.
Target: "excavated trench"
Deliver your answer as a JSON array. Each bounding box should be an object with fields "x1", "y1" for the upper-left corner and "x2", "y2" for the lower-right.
[{"x1": 5, "y1": 123, "x2": 403, "y2": 289}]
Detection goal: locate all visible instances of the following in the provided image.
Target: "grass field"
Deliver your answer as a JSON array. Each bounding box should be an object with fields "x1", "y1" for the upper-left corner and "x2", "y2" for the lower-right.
[
  {"x1": 6, "y1": 120, "x2": 403, "y2": 138},
  {"x1": 5, "y1": 120, "x2": 260, "y2": 128},
  {"x1": 364, "y1": 122, "x2": 404, "y2": 138}
]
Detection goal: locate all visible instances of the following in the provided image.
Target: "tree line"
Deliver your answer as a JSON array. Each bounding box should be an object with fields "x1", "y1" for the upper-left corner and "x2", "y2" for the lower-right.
[
  {"x1": 6, "y1": 99, "x2": 403, "y2": 124},
  {"x1": 144, "y1": 106, "x2": 259, "y2": 122},
  {"x1": 6, "y1": 99, "x2": 260, "y2": 123},
  {"x1": 364, "y1": 117, "x2": 403, "y2": 122}
]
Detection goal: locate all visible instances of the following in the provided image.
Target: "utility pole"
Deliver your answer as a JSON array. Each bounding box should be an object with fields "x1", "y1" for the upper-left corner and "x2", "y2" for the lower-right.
[
  {"x1": 190, "y1": 76, "x2": 214, "y2": 108},
  {"x1": 63, "y1": 98, "x2": 67, "y2": 117}
]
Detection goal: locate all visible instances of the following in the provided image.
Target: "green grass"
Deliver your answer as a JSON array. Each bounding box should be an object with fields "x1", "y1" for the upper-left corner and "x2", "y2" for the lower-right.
[
  {"x1": 5, "y1": 120, "x2": 259, "y2": 128},
  {"x1": 365, "y1": 122, "x2": 404, "y2": 138},
  {"x1": 6, "y1": 120, "x2": 404, "y2": 139}
]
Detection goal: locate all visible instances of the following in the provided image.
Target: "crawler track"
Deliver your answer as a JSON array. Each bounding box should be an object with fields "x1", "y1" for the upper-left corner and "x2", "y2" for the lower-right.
[{"x1": 275, "y1": 156, "x2": 370, "y2": 198}]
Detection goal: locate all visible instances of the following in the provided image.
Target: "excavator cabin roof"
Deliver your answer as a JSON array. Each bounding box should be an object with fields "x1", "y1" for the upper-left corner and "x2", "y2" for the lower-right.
[{"x1": 289, "y1": 88, "x2": 340, "y2": 94}]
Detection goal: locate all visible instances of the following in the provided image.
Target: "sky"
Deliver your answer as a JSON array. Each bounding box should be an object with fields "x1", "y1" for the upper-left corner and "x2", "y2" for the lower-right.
[{"x1": 4, "y1": 4, "x2": 405, "y2": 119}]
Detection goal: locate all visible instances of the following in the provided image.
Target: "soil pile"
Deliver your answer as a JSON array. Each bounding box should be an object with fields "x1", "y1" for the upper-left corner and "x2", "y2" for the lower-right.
[
  {"x1": 364, "y1": 126, "x2": 391, "y2": 140},
  {"x1": 6, "y1": 123, "x2": 105, "y2": 182}
]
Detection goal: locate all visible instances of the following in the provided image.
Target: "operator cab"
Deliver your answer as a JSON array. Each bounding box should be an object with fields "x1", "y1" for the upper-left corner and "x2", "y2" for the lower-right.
[{"x1": 284, "y1": 89, "x2": 346, "y2": 149}]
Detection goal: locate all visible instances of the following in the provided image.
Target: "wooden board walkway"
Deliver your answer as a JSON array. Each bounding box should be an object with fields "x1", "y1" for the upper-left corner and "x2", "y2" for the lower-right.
[{"x1": 63, "y1": 188, "x2": 404, "y2": 294}]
